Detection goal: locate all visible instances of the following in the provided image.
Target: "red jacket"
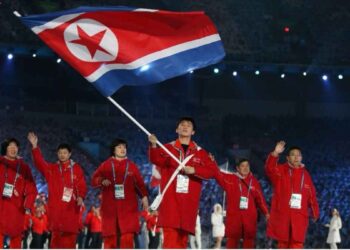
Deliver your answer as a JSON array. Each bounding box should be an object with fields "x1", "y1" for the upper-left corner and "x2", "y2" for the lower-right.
[
  {"x1": 91, "y1": 158, "x2": 148, "y2": 236},
  {"x1": 31, "y1": 214, "x2": 48, "y2": 234},
  {"x1": 265, "y1": 154, "x2": 319, "y2": 242},
  {"x1": 85, "y1": 213, "x2": 102, "y2": 233},
  {"x1": 216, "y1": 171, "x2": 269, "y2": 239},
  {"x1": 0, "y1": 157, "x2": 37, "y2": 237},
  {"x1": 149, "y1": 139, "x2": 217, "y2": 234},
  {"x1": 31, "y1": 147, "x2": 87, "y2": 233}
]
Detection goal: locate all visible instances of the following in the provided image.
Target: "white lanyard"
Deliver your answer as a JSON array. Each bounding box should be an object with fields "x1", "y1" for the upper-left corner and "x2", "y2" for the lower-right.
[
  {"x1": 4, "y1": 162, "x2": 21, "y2": 187},
  {"x1": 289, "y1": 168, "x2": 304, "y2": 193},
  {"x1": 111, "y1": 160, "x2": 129, "y2": 185},
  {"x1": 238, "y1": 178, "x2": 252, "y2": 197},
  {"x1": 58, "y1": 160, "x2": 74, "y2": 186}
]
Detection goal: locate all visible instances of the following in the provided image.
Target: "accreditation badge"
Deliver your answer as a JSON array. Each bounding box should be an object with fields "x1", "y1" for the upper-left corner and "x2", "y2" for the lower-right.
[
  {"x1": 114, "y1": 184, "x2": 125, "y2": 199},
  {"x1": 62, "y1": 187, "x2": 73, "y2": 202},
  {"x1": 290, "y1": 193, "x2": 302, "y2": 209},
  {"x1": 239, "y1": 196, "x2": 249, "y2": 209},
  {"x1": 176, "y1": 174, "x2": 189, "y2": 193},
  {"x1": 2, "y1": 183, "x2": 14, "y2": 198}
]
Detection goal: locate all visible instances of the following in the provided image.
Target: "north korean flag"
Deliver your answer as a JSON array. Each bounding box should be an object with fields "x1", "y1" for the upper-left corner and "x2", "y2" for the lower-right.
[{"x1": 20, "y1": 6, "x2": 225, "y2": 97}]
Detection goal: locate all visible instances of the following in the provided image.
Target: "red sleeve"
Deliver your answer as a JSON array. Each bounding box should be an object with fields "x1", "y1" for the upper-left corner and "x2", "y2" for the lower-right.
[
  {"x1": 91, "y1": 162, "x2": 106, "y2": 188},
  {"x1": 253, "y1": 178, "x2": 269, "y2": 216},
  {"x1": 74, "y1": 164, "x2": 87, "y2": 199},
  {"x1": 31, "y1": 147, "x2": 50, "y2": 179},
  {"x1": 265, "y1": 153, "x2": 282, "y2": 185},
  {"x1": 307, "y1": 173, "x2": 320, "y2": 220},
  {"x1": 148, "y1": 146, "x2": 170, "y2": 168},
  {"x1": 23, "y1": 162, "x2": 38, "y2": 211},
  {"x1": 132, "y1": 163, "x2": 148, "y2": 198},
  {"x1": 213, "y1": 170, "x2": 232, "y2": 191},
  {"x1": 193, "y1": 151, "x2": 219, "y2": 180}
]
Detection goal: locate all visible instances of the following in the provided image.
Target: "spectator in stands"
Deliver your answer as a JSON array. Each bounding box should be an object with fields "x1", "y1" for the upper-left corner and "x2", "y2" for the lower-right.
[
  {"x1": 0, "y1": 138, "x2": 37, "y2": 248},
  {"x1": 92, "y1": 138, "x2": 149, "y2": 248},
  {"x1": 148, "y1": 117, "x2": 218, "y2": 248},
  {"x1": 265, "y1": 141, "x2": 319, "y2": 248},
  {"x1": 28, "y1": 132, "x2": 87, "y2": 248},
  {"x1": 325, "y1": 208, "x2": 342, "y2": 249},
  {"x1": 211, "y1": 204, "x2": 225, "y2": 249}
]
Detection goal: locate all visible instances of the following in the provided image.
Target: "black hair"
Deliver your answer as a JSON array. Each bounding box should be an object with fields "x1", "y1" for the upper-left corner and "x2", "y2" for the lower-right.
[
  {"x1": 110, "y1": 138, "x2": 128, "y2": 156},
  {"x1": 57, "y1": 143, "x2": 72, "y2": 153},
  {"x1": 1, "y1": 138, "x2": 20, "y2": 156},
  {"x1": 236, "y1": 158, "x2": 249, "y2": 167},
  {"x1": 176, "y1": 117, "x2": 197, "y2": 131},
  {"x1": 287, "y1": 146, "x2": 302, "y2": 156}
]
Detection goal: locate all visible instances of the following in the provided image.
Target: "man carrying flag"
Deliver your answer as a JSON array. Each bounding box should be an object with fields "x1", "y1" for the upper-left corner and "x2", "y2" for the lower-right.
[{"x1": 148, "y1": 117, "x2": 218, "y2": 248}]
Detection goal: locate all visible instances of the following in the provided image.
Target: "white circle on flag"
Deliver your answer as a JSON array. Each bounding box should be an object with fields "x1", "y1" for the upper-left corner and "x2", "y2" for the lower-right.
[{"x1": 64, "y1": 18, "x2": 118, "y2": 62}]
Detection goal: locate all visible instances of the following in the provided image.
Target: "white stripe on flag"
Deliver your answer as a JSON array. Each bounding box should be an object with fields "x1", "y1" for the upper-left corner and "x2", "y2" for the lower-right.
[
  {"x1": 32, "y1": 13, "x2": 84, "y2": 34},
  {"x1": 85, "y1": 34, "x2": 222, "y2": 82}
]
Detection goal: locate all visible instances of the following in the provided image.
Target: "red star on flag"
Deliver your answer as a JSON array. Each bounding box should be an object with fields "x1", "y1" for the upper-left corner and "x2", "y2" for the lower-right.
[{"x1": 70, "y1": 25, "x2": 112, "y2": 59}]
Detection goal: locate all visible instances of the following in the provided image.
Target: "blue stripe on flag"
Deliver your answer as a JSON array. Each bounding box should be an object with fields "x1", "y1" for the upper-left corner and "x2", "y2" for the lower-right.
[{"x1": 91, "y1": 41, "x2": 225, "y2": 96}]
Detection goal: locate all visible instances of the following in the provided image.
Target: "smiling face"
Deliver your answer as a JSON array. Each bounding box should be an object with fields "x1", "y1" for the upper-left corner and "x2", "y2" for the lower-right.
[
  {"x1": 287, "y1": 149, "x2": 303, "y2": 167},
  {"x1": 236, "y1": 160, "x2": 250, "y2": 177},
  {"x1": 57, "y1": 148, "x2": 71, "y2": 163},
  {"x1": 6, "y1": 142, "x2": 19, "y2": 160},
  {"x1": 114, "y1": 144, "x2": 127, "y2": 159},
  {"x1": 176, "y1": 120, "x2": 195, "y2": 138}
]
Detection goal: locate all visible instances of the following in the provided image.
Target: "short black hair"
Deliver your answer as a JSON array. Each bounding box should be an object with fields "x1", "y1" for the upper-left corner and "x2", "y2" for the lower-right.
[
  {"x1": 110, "y1": 138, "x2": 127, "y2": 156},
  {"x1": 1, "y1": 138, "x2": 20, "y2": 156},
  {"x1": 287, "y1": 146, "x2": 302, "y2": 156},
  {"x1": 236, "y1": 158, "x2": 249, "y2": 167},
  {"x1": 57, "y1": 143, "x2": 72, "y2": 153},
  {"x1": 176, "y1": 117, "x2": 197, "y2": 131}
]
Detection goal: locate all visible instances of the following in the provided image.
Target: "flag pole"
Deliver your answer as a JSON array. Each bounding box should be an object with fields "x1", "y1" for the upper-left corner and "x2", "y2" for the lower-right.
[
  {"x1": 107, "y1": 96, "x2": 182, "y2": 165},
  {"x1": 222, "y1": 160, "x2": 228, "y2": 215}
]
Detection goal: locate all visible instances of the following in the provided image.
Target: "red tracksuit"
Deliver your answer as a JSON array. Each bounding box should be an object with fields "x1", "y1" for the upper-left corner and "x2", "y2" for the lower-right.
[
  {"x1": 0, "y1": 156, "x2": 37, "y2": 248},
  {"x1": 91, "y1": 157, "x2": 148, "y2": 249},
  {"x1": 149, "y1": 139, "x2": 217, "y2": 248},
  {"x1": 216, "y1": 171, "x2": 269, "y2": 248},
  {"x1": 265, "y1": 154, "x2": 319, "y2": 248},
  {"x1": 31, "y1": 147, "x2": 87, "y2": 248}
]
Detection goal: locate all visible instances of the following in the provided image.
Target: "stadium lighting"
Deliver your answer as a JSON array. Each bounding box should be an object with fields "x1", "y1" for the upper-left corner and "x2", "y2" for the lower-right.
[
  {"x1": 213, "y1": 68, "x2": 219, "y2": 74},
  {"x1": 281, "y1": 73, "x2": 285, "y2": 79},
  {"x1": 322, "y1": 75, "x2": 328, "y2": 81},
  {"x1": 303, "y1": 72, "x2": 307, "y2": 76},
  {"x1": 56, "y1": 58, "x2": 62, "y2": 63},
  {"x1": 255, "y1": 70, "x2": 260, "y2": 75},
  {"x1": 7, "y1": 53, "x2": 13, "y2": 60},
  {"x1": 338, "y1": 74, "x2": 343, "y2": 80},
  {"x1": 232, "y1": 71, "x2": 237, "y2": 76}
]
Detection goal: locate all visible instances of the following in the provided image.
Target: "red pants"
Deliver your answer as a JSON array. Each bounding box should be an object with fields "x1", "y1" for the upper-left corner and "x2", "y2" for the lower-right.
[
  {"x1": 50, "y1": 231, "x2": 77, "y2": 249},
  {"x1": 278, "y1": 240, "x2": 303, "y2": 249},
  {"x1": 163, "y1": 228, "x2": 188, "y2": 249},
  {"x1": 0, "y1": 234, "x2": 22, "y2": 248},
  {"x1": 103, "y1": 233, "x2": 134, "y2": 249},
  {"x1": 226, "y1": 237, "x2": 255, "y2": 249}
]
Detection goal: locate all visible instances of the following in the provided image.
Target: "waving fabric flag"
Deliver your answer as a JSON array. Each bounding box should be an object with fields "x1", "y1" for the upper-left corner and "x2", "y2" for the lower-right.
[{"x1": 20, "y1": 6, "x2": 225, "y2": 96}]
